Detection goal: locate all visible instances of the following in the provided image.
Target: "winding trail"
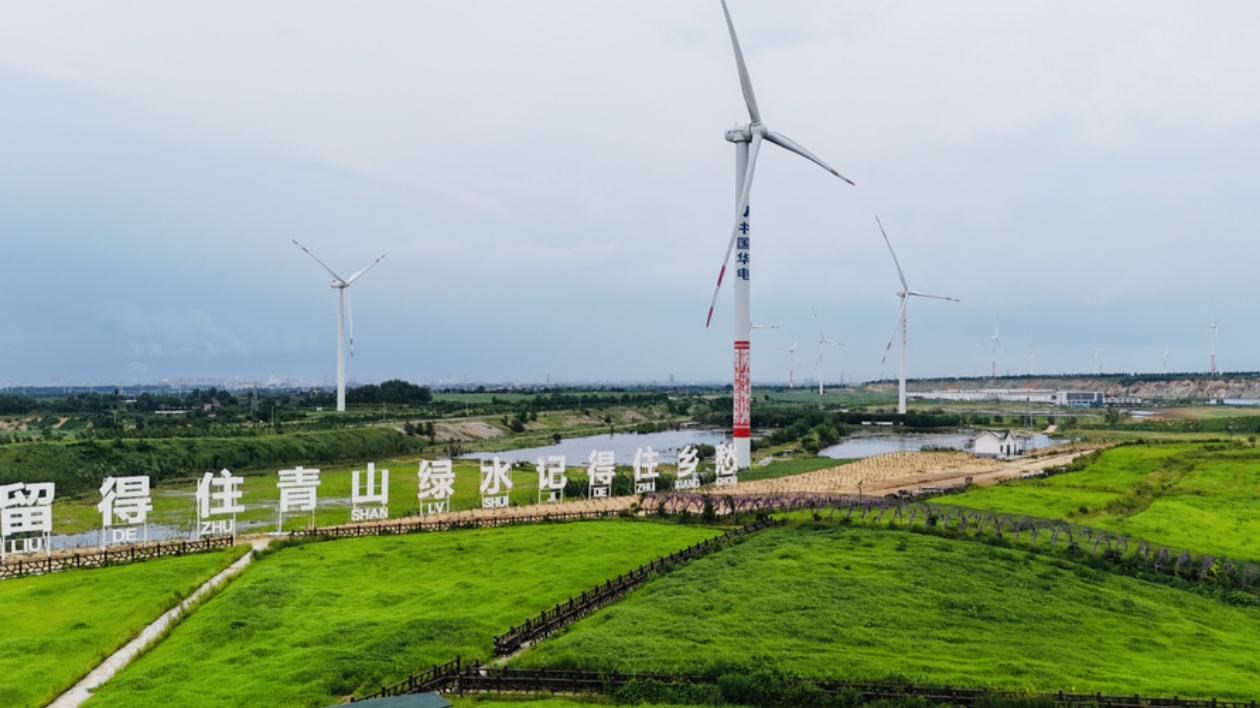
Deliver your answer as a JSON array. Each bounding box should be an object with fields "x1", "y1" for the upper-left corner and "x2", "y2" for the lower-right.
[{"x1": 47, "y1": 538, "x2": 272, "y2": 708}]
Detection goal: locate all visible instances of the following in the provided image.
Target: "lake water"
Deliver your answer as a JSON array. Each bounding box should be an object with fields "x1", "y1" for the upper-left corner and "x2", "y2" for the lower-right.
[
  {"x1": 820, "y1": 431, "x2": 1061, "y2": 459},
  {"x1": 464, "y1": 429, "x2": 731, "y2": 466}
]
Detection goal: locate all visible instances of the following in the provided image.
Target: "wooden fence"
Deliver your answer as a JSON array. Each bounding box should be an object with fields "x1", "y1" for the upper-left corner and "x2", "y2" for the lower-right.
[
  {"x1": 493, "y1": 517, "x2": 783, "y2": 656},
  {"x1": 357, "y1": 663, "x2": 1260, "y2": 708},
  {"x1": 0, "y1": 535, "x2": 237, "y2": 580},
  {"x1": 288, "y1": 509, "x2": 623, "y2": 541}
]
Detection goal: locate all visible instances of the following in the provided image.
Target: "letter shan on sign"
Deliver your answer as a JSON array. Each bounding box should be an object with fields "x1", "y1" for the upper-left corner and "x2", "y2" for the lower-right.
[
  {"x1": 98, "y1": 475, "x2": 153, "y2": 548},
  {"x1": 418, "y1": 459, "x2": 455, "y2": 515},
  {"x1": 196, "y1": 469, "x2": 244, "y2": 539},
  {"x1": 714, "y1": 442, "x2": 739, "y2": 487},
  {"x1": 633, "y1": 447, "x2": 660, "y2": 494},
  {"x1": 674, "y1": 445, "x2": 701, "y2": 490},
  {"x1": 586, "y1": 450, "x2": 614, "y2": 498},
  {"x1": 1, "y1": 482, "x2": 54, "y2": 559},
  {"x1": 350, "y1": 463, "x2": 389, "y2": 522},
  {"x1": 276, "y1": 466, "x2": 321, "y2": 532},
  {"x1": 536, "y1": 456, "x2": 566, "y2": 504},
  {"x1": 479, "y1": 457, "x2": 513, "y2": 509}
]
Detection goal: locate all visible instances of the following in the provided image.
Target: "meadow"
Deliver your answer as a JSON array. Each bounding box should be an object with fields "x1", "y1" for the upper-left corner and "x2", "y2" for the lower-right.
[
  {"x1": 0, "y1": 546, "x2": 248, "y2": 708},
  {"x1": 512, "y1": 522, "x2": 1260, "y2": 699},
  {"x1": 942, "y1": 442, "x2": 1260, "y2": 560},
  {"x1": 86, "y1": 519, "x2": 720, "y2": 707}
]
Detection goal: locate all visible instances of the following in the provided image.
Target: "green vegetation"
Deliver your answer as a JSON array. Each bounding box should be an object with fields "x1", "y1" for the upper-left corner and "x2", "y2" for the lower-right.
[
  {"x1": 0, "y1": 547, "x2": 248, "y2": 708},
  {"x1": 943, "y1": 442, "x2": 1260, "y2": 560},
  {"x1": 512, "y1": 522, "x2": 1260, "y2": 698},
  {"x1": 87, "y1": 520, "x2": 720, "y2": 708}
]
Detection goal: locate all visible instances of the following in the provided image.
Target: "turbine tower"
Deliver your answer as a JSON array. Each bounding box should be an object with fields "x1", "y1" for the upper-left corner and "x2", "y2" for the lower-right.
[
  {"x1": 1209, "y1": 320, "x2": 1219, "y2": 374},
  {"x1": 1028, "y1": 349, "x2": 1040, "y2": 376},
  {"x1": 704, "y1": 0, "x2": 853, "y2": 469},
  {"x1": 876, "y1": 216, "x2": 958, "y2": 415},
  {"x1": 1094, "y1": 348, "x2": 1103, "y2": 375},
  {"x1": 1163, "y1": 344, "x2": 1169, "y2": 374},
  {"x1": 293, "y1": 240, "x2": 385, "y2": 412},
  {"x1": 989, "y1": 327, "x2": 1000, "y2": 379}
]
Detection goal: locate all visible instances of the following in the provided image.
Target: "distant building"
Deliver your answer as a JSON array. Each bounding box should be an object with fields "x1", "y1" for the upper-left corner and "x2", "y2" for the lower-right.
[
  {"x1": 970, "y1": 430, "x2": 1025, "y2": 458},
  {"x1": 1055, "y1": 391, "x2": 1103, "y2": 407}
]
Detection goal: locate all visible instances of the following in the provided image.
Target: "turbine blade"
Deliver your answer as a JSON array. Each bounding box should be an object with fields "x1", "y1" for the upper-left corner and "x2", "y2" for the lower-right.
[
  {"x1": 292, "y1": 239, "x2": 346, "y2": 283},
  {"x1": 345, "y1": 254, "x2": 386, "y2": 285},
  {"x1": 719, "y1": 0, "x2": 760, "y2": 124},
  {"x1": 875, "y1": 216, "x2": 909, "y2": 291},
  {"x1": 908, "y1": 290, "x2": 959, "y2": 303},
  {"x1": 705, "y1": 132, "x2": 763, "y2": 327},
  {"x1": 763, "y1": 128, "x2": 854, "y2": 185},
  {"x1": 880, "y1": 298, "x2": 907, "y2": 366}
]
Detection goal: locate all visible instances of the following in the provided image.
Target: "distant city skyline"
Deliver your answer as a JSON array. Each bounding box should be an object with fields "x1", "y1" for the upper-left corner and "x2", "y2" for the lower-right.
[{"x1": 2, "y1": 2, "x2": 1258, "y2": 386}]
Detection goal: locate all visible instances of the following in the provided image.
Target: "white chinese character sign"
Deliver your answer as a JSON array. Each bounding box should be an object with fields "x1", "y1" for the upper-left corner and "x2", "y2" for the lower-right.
[
  {"x1": 196, "y1": 469, "x2": 244, "y2": 539},
  {"x1": 1, "y1": 482, "x2": 54, "y2": 559},
  {"x1": 633, "y1": 447, "x2": 660, "y2": 494},
  {"x1": 418, "y1": 459, "x2": 455, "y2": 515},
  {"x1": 479, "y1": 457, "x2": 512, "y2": 509},
  {"x1": 276, "y1": 466, "x2": 321, "y2": 531},
  {"x1": 351, "y1": 463, "x2": 389, "y2": 522},
  {"x1": 98, "y1": 475, "x2": 153, "y2": 548},
  {"x1": 715, "y1": 442, "x2": 738, "y2": 487},
  {"x1": 586, "y1": 450, "x2": 615, "y2": 498},
  {"x1": 675, "y1": 445, "x2": 700, "y2": 490},
  {"x1": 536, "y1": 456, "x2": 566, "y2": 503}
]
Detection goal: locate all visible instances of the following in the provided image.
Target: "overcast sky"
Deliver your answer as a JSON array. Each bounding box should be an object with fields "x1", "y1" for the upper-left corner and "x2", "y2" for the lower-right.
[{"x1": 2, "y1": 1, "x2": 1258, "y2": 388}]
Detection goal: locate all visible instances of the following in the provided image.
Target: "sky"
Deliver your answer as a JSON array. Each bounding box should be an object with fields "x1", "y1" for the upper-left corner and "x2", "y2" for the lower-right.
[{"x1": 2, "y1": 1, "x2": 1258, "y2": 388}]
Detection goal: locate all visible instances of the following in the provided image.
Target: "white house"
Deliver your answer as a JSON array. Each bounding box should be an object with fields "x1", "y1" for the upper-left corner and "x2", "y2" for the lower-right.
[{"x1": 970, "y1": 430, "x2": 1025, "y2": 458}]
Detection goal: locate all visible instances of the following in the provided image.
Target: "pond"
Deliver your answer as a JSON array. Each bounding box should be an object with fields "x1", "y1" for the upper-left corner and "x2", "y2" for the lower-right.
[{"x1": 820, "y1": 431, "x2": 1063, "y2": 459}]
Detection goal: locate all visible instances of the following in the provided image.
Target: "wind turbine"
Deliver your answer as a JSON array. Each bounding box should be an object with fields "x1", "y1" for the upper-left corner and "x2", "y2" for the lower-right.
[
  {"x1": 814, "y1": 333, "x2": 843, "y2": 396},
  {"x1": 1163, "y1": 345, "x2": 1170, "y2": 374},
  {"x1": 292, "y1": 240, "x2": 385, "y2": 412},
  {"x1": 1094, "y1": 348, "x2": 1103, "y2": 375},
  {"x1": 1028, "y1": 349, "x2": 1040, "y2": 376},
  {"x1": 1209, "y1": 320, "x2": 1219, "y2": 374},
  {"x1": 704, "y1": 0, "x2": 854, "y2": 469},
  {"x1": 780, "y1": 338, "x2": 799, "y2": 388},
  {"x1": 989, "y1": 327, "x2": 1000, "y2": 379},
  {"x1": 876, "y1": 216, "x2": 958, "y2": 415}
]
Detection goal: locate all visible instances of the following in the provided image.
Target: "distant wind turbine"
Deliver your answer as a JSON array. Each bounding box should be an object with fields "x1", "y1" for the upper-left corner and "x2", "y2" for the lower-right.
[
  {"x1": 989, "y1": 327, "x2": 1000, "y2": 379},
  {"x1": 1163, "y1": 345, "x2": 1169, "y2": 374},
  {"x1": 292, "y1": 240, "x2": 385, "y2": 412},
  {"x1": 1094, "y1": 348, "x2": 1103, "y2": 375},
  {"x1": 704, "y1": 0, "x2": 854, "y2": 469},
  {"x1": 813, "y1": 308, "x2": 842, "y2": 395},
  {"x1": 876, "y1": 216, "x2": 958, "y2": 415},
  {"x1": 781, "y1": 339, "x2": 800, "y2": 388},
  {"x1": 1209, "y1": 320, "x2": 1219, "y2": 374},
  {"x1": 1028, "y1": 349, "x2": 1040, "y2": 376}
]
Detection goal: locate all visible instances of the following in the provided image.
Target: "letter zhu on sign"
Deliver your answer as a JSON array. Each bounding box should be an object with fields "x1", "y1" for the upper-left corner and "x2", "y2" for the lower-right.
[
  {"x1": 98, "y1": 475, "x2": 153, "y2": 548},
  {"x1": 633, "y1": 447, "x2": 659, "y2": 494},
  {"x1": 351, "y1": 463, "x2": 389, "y2": 522},
  {"x1": 1, "y1": 482, "x2": 54, "y2": 559},
  {"x1": 196, "y1": 469, "x2": 243, "y2": 540},
  {"x1": 418, "y1": 459, "x2": 455, "y2": 515},
  {"x1": 479, "y1": 457, "x2": 512, "y2": 509}
]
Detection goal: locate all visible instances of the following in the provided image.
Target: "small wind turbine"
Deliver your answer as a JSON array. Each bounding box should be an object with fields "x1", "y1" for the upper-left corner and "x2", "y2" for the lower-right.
[
  {"x1": 1163, "y1": 345, "x2": 1170, "y2": 374},
  {"x1": 1094, "y1": 348, "x2": 1103, "y2": 375},
  {"x1": 780, "y1": 338, "x2": 799, "y2": 388},
  {"x1": 876, "y1": 216, "x2": 958, "y2": 415},
  {"x1": 1028, "y1": 349, "x2": 1040, "y2": 376},
  {"x1": 812, "y1": 308, "x2": 842, "y2": 395},
  {"x1": 292, "y1": 240, "x2": 385, "y2": 412},
  {"x1": 989, "y1": 327, "x2": 1000, "y2": 379},
  {"x1": 704, "y1": 0, "x2": 854, "y2": 469},
  {"x1": 1209, "y1": 320, "x2": 1219, "y2": 374}
]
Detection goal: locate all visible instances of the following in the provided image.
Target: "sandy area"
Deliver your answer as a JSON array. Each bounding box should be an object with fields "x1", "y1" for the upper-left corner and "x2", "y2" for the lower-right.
[{"x1": 434, "y1": 419, "x2": 504, "y2": 442}]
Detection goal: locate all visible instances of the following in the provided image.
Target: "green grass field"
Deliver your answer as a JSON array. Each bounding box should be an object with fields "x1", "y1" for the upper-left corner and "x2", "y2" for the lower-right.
[
  {"x1": 86, "y1": 520, "x2": 721, "y2": 707},
  {"x1": 0, "y1": 547, "x2": 248, "y2": 708},
  {"x1": 942, "y1": 443, "x2": 1260, "y2": 560},
  {"x1": 512, "y1": 523, "x2": 1260, "y2": 699}
]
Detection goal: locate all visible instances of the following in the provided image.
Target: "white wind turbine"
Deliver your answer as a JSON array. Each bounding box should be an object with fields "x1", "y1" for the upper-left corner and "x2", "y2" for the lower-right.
[
  {"x1": 781, "y1": 339, "x2": 799, "y2": 388},
  {"x1": 1028, "y1": 349, "x2": 1040, "y2": 376},
  {"x1": 705, "y1": 0, "x2": 854, "y2": 468},
  {"x1": 1209, "y1": 320, "x2": 1219, "y2": 374},
  {"x1": 989, "y1": 327, "x2": 1000, "y2": 379},
  {"x1": 1163, "y1": 344, "x2": 1170, "y2": 374},
  {"x1": 292, "y1": 240, "x2": 385, "y2": 412},
  {"x1": 876, "y1": 216, "x2": 958, "y2": 415},
  {"x1": 814, "y1": 333, "x2": 843, "y2": 396},
  {"x1": 1094, "y1": 348, "x2": 1103, "y2": 375}
]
